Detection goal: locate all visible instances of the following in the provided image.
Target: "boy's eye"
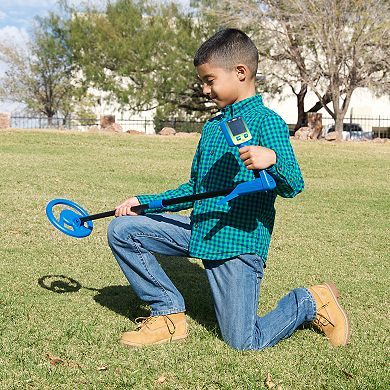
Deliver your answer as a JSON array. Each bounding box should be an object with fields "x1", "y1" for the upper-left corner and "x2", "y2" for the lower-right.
[{"x1": 206, "y1": 79, "x2": 214, "y2": 85}]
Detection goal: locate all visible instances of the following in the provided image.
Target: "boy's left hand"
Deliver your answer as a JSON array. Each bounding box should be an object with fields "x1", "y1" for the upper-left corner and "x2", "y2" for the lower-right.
[{"x1": 239, "y1": 145, "x2": 276, "y2": 170}]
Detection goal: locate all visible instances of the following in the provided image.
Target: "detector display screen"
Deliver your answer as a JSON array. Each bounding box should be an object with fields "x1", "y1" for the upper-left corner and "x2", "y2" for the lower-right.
[
  {"x1": 220, "y1": 116, "x2": 252, "y2": 146},
  {"x1": 227, "y1": 118, "x2": 247, "y2": 136}
]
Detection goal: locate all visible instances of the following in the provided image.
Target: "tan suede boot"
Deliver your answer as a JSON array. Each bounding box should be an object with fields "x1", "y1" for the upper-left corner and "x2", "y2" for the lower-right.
[
  {"x1": 120, "y1": 313, "x2": 187, "y2": 347},
  {"x1": 307, "y1": 282, "x2": 350, "y2": 346}
]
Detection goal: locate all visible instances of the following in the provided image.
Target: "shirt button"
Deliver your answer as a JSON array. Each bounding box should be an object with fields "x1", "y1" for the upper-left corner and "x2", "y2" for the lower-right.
[
  {"x1": 210, "y1": 150, "x2": 214, "y2": 155},
  {"x1": 194, "y1": 223, "x2": 199, "y2": 228},
  {"x1": 198, "y1": 200, "x2": 202, "y2": 205}
]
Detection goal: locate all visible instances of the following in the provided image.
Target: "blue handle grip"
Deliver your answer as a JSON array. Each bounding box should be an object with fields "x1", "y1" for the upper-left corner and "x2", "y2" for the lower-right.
[{"x1": 148, "y1": 199, "x2": 164, "y2": 209}]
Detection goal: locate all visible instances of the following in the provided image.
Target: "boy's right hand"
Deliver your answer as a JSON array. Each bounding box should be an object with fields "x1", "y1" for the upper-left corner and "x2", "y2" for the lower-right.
[{"x1": 115, "y1": 197, "x2": 141, "y2": 217}]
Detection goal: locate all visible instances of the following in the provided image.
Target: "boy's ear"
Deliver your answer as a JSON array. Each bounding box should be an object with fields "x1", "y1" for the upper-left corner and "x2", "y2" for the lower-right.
[{"x1": 236, "y1": 64, "x2": 249, "y2": 81}]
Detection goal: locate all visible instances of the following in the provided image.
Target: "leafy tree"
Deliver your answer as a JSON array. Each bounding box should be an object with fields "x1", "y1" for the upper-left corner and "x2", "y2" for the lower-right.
[
  {"x1": 68, "y1": 0, "x2": 215, "y2": 121},
  {"x1": 199, "y1": 0, "x2": 390, "y2": 137},
  {"x1": 0, "y1": 13, "x2": 93, "y2": 122}
]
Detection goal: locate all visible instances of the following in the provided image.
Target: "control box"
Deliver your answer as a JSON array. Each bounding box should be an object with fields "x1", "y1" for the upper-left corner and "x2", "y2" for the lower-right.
[{"x1": 219, "y1": 117, "x2": 252, "y2": 147}]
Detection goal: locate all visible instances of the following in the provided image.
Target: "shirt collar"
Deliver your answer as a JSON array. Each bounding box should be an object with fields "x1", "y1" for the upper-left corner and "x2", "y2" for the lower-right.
[{"x1": 221, "y1": 94, "x2": 263, "y2": 118}]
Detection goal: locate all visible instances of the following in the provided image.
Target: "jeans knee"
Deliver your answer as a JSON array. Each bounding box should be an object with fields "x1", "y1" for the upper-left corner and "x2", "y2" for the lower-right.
[
  {"x1": 107, "y1": 216, "x2": 131, "y2": 245},
  {"x1": 107, "y1": 215, "x2": 152, "y2": 246},
  {"x1": 224, "y1": 337, "x2": 250, "y2": 351},
  {"x1": 222, "y1": 330, "x2": 272, "y2": 351},
  {"x1": 219, "y1": 329, "x2": 251, "y2": 351}
]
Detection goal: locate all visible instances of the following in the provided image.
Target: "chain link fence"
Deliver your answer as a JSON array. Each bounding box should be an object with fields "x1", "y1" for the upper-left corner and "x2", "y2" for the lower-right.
[
  {"x1": 9, "y1": 114, "x2": 204, "y2": 134},
  {"x1": 322, "y1": 116, "x2": 390, "y2": 137}
]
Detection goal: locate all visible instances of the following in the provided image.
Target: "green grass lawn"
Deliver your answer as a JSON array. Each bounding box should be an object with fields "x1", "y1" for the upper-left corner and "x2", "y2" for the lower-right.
[{"x1": 0, "y1": 129, "x2": 389, "y2": 389}]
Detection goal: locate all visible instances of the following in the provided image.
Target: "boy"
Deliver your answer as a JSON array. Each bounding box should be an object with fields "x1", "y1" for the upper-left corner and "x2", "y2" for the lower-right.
[{"x1": 107, "y1": 29, "x2": 350, "y2": 350}]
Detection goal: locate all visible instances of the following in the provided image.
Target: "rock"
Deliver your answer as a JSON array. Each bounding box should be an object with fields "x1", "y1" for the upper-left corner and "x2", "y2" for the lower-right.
[
  {"x1": 294, "y1": 127, "x2": 310, "y2": 140},
  {"x1": 100, "y1": 115, "x2": 115, "y2": 128},
  {"x1": 159, "y1": 127, "x2": 176, "y2": 136},
  {"x1": 0, "y1": 112, "x2": 11, "y2": 129},
  {"x1": 175, "y1": 132, "x2": 199, "y2": 137},
  {"x1": 307, "y1": 112, "x2": 323, "y2": 139},
  {"x1": 103, "y1": 123, "x2": 123, "y2": 133},
  {"x1": 126, "y1": 130, "x2": 144, "y2": 135},
  {"x1": 87, "y1": 125, "x2": 99, "y2": 132},
  {"x1": 293, "y1": 113, "x2": 323, "y2": 140},
  {"x1": 325, "y1": 132, "x2": 337, "y2": 141},
  {"x1": 372, "y1": 137, "x2": 387, "y2": 143},
  {"x1": 99, "y1": 115, "x2": 122, "y2": 132}
]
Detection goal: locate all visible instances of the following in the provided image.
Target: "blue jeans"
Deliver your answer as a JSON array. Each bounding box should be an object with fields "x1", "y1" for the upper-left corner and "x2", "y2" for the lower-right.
[{"x1": 107, "y1": 213, "x2": 316, "y2": 350}]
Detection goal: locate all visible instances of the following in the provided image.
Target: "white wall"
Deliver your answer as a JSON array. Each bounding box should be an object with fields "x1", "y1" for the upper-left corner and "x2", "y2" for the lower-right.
[
  {"x1": 90, "y1": 89, "x2": 156, "y2": 134},
  {"x1": 92, "y1": 86, "x2": 390, "y2": 134}
]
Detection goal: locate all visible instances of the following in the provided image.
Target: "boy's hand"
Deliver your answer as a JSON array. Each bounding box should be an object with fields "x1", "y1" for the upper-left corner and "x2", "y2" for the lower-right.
[
  {"x1": 239, "y1": 145, "x2": 276, "y2": 170},
  {"x1": 115, "y1": 197, "x2": 141, "y2": 217}
]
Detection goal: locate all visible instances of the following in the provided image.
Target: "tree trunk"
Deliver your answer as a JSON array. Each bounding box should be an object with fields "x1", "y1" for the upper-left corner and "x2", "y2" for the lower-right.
[
  {"x1": 334, "y1": 115, "x2": 344, "y2": 141},
  {"x1": 294, "y1": 84, "x2": 308, "y2": 131},
  {"x1": 295, "y1": 89, "x2": 332, "y2": 132},
  {"x1": 334, "y1": 91, "x2": 353, "y2": 141}
]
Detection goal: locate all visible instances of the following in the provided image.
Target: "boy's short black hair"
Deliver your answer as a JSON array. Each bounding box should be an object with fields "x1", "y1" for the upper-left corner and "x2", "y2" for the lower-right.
[{"x1": 193, "y1": 28, "x2": 258, "y2": 77}]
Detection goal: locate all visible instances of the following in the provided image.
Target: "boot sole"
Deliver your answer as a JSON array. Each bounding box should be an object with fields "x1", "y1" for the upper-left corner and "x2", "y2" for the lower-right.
[
  {"x1": 119, "y1": 334, "x2": 188, "y2": 348},
  {"x1": 324, "y1": 282, "x2": 351, "y2": 345}
]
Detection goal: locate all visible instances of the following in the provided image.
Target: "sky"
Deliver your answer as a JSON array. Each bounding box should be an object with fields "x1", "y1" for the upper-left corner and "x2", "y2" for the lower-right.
[
  {"x1": 0, "y1": 1, "x2": 108, "y2": 35},
  {"x1": 0, "y1": 1, "x2": 87, "y2": 48},
  {"x1": 0, "y1": 0, "x2": 74, "y2": 111},
  {"x1": 0, "y1": 0, "x2": 190, "y2": 49},
  {"x1": 0, "y1": 0, "x2": 189, "y2": 112}
]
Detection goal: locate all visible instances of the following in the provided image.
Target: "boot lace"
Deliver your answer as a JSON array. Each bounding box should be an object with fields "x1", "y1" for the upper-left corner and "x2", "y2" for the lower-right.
[
  {"x1": 135, "y1": 316, "x2": 157, "y2": 330},
  {"x1": 312, "y1": 303, "x2": 335, "y2": 329},
  {"x1": 134, "y1": 315, "x2": 177, "y2": 337}
]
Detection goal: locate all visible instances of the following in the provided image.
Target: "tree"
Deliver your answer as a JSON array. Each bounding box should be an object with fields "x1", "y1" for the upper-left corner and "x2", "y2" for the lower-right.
[
  {"x1": 197, "y1": 0, "x2": 331, "y2": 130},
  {"x1": 291, "y1": 0, "x2": 390, "y2": 138},
  {"x1": 67, "y1": 0, "x2": 215, "y2": 121},
  {"x1": 0, "y1": 13, "x2": 92, "y2": 122},
  {"x1": 199, "y1": 0, "x2": 390, "y2": 137}
]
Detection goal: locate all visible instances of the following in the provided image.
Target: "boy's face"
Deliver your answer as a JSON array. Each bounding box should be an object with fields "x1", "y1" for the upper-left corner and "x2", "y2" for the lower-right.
[{"x1": 197, "y1": 62, "x2": 245, "y2": 108}]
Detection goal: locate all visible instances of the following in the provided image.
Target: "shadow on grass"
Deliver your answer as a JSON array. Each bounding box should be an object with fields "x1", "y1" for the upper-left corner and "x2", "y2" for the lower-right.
[{"x1": 38, "y1": 255, "x2": 217, "y2": 331}]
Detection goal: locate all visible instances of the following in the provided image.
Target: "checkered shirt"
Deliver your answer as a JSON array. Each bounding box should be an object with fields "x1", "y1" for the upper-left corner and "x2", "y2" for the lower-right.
[{"x1": 137, "y1": 95, "x2": 304, "y2": 261}]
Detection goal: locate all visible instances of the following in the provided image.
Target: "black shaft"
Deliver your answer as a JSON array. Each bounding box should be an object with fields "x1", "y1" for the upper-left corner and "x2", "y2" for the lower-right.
[
  {"x1": 79, "y1": 186, "x2": 235, "y2": 224},
  {"x1": 79, "y1": 209, "x2": 115, "y2": 222}
]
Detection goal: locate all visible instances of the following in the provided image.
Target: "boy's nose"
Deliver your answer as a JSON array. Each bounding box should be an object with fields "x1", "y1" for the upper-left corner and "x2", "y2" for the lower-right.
[{"x1": 202, "y1": 83, "x2": 211, "y2": 96}]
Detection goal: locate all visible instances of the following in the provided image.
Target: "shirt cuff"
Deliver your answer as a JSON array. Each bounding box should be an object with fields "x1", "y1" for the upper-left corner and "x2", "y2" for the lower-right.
[
  {"x1": 135, "y1": 194, "x2": 165, "y2": 213},
  {"x1": 267, "y1": 158, "x2": 284, "y2": 177}
]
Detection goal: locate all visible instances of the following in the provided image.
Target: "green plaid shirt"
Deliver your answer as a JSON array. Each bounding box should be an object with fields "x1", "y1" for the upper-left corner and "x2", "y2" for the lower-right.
[{"x1": 137, "y1": 95, "x2": 304, "y2": 261}]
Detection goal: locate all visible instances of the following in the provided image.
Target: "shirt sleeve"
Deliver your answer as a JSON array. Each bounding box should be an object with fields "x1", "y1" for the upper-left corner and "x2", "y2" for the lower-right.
[
  {"x1": 260, "y1": 113, "x2": 304, "y2": 198},
  {"x1": 136, "y1": 141, "x2": 200, "y2": 213}
]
